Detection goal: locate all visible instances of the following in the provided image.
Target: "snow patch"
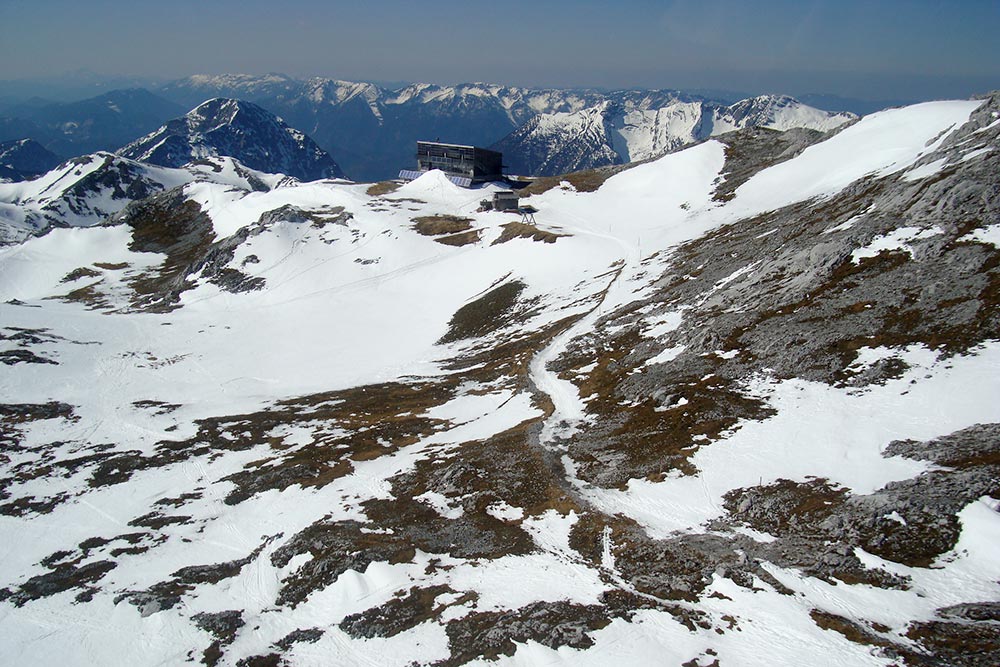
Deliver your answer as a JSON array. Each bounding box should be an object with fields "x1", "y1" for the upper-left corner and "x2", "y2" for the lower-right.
[{"x1": 851, "y1": 226, "x2": 944, "y2": 263}]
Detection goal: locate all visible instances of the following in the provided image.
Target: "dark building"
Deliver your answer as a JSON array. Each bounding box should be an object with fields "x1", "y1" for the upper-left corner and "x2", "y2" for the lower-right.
[
  {"x1": 400, "y1": 141, "x2": 504, "y2": 186},
  {"x1": 492, "y1": 190, "x2": 519, "y2": 211}
]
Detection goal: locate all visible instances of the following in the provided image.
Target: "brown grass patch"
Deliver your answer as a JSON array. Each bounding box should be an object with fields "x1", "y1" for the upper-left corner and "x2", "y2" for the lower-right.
[
  {"x1": 60, "y1": 267, "x2": 101, "y2": 283},
  {"x1": 492, "y1": 222, "x2": 567, "y2": 245},
  {"x1": 438, "y1": 281, "x2": 526, "y2": 344},
  {"x1": 435, "y1": 230, "x2": 481, "y2": 246},
  {"x1": 366, "y1": 181, "x2": 401, "y2": 196},
  {"x1": 53, "y1": 282, "x2": 112, "y2": 310},
  {"x1": 4, "y1": 559, "x2": 117, "y2": 607},
  {"x1": 906, "y1": 617, "x2": 1000, "y2": 665},
  {"x1": 215, "y1": 381, "x2": 455, "y2": 504},
  {"x1": 723, "y1": 478, "x2": 848, "y2": 537},
  {"x1": 412, "y1": 215, "x2": 473, "y2": 236},
  {"x1": 519, "y1": 167, "x2": 622, "y2": 196},
  {"x1": 810, "y1": 610, "x2": 899, "y2": 652},
  {"x1": 563, "y1": 328, "x2": 774, "y2": 486},
  {"x1": 73, "y1": 380, "x2": 455, "y2": 505},
  {"x1": 442, "y1": 315, "x2": 577, "y2": 388},
  {"x1": 124, "y1": 196, "x2": 217, "y2": 312},
  {"x1": 340, "y1": 585, "x2": 469, "y2": 638},
  {"x1": 438, "y1": 601, "x2": 612, "y2": 666}
]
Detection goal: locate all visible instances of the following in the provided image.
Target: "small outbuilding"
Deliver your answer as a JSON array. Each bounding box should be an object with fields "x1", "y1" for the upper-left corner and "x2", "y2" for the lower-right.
[{"x1": 492, "y1": 190, "x2": 519, "y2": 212}]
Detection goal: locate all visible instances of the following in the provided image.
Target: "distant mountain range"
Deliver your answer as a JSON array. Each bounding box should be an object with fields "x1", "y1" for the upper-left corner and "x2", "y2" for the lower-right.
[
  {"x1": 0, "y1": 95, "x2": 346, "y2": 243},
  {"x1": 151, "y1": 75, "x2": 855, "y2": 180},
  {"x1": 0, "y1": 89, "x2": 184, "y2": 157},
  {"x1": 0, "y1": 74, "x2": 867, "y2": 182}
]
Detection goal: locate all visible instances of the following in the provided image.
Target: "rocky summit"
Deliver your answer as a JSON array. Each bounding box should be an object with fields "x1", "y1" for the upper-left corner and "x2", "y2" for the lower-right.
[
  {"x1": 118, "y1": 98, "x2": 344, "y2": 182},
  {"x1": 0, "y1": 93, "x2": 998, "y2": 667}
]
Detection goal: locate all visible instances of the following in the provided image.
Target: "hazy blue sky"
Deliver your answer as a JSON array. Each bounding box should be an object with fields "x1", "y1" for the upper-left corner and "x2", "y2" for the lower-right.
[{"x1": 1, "y1": 0, "x2": 997, "y2": 100}]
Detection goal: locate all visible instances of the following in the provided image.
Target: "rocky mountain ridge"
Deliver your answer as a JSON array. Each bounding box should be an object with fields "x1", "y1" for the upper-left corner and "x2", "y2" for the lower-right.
[
  {"x1": 0, "y1": 151, "x2": 293, "y2": 244},
  {"x1": 497, "y1": 93, "x2": 856, "y2": 175},
  {"x1": 117, "y1": 98, "x2": 344, "y2": 182}
]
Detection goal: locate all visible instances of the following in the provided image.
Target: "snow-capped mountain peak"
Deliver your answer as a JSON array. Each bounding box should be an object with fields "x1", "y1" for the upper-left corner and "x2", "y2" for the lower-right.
[
  {"x1": 186, "y1": 97, "x2": 245, "y2": 129},
  {"x1": 713, "y1": 93, "x2": 857, "y2": 134},
  {"x1": 117, "y1": 98, "x2": 344, "y2": 181}
]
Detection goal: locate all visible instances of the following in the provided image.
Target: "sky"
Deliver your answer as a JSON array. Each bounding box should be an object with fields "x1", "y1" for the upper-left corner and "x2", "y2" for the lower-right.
[{"x1": 0, "y1": 0, "x2": 997, "y2": 101}]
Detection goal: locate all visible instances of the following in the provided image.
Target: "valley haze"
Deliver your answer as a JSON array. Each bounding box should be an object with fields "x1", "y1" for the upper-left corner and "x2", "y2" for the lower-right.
[{"x1": 1, "y1": 0, "x2": 998, "y2": 100}]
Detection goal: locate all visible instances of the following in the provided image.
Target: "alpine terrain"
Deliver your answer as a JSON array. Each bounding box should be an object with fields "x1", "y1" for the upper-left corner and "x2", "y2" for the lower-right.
[{"x1": 0, "y1": 91, "x2": 998, "y2": 667}]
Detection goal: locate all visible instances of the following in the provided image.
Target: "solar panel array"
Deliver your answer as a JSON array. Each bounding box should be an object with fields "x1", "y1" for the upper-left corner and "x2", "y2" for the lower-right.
[{"x1": 397, "y1": 169, "x2": 473, "y2": 188}]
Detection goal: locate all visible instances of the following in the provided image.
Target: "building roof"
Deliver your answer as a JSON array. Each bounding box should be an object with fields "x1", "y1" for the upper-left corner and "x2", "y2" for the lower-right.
[
  {"x1": 416, "y1": 141, "x2": 501, "y2": 156},
  {"x1": 416, "y1": 140, "x2": 475, "y2": 150}
]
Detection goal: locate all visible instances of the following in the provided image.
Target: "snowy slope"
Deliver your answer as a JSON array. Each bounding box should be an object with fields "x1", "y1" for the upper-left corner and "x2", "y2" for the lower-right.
[
  {"x1": 608, "y1": 100, "x2": 709, "y2": 163},
  {"x1": 0, "y1": 152, "x2": 182, "y2": 244},
  {"x1": 498, "y1": 102, "x2": 623, "y2": 175},
  {"x1": 0, "y1": 96, "x2": 998, "y2": 667}
]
